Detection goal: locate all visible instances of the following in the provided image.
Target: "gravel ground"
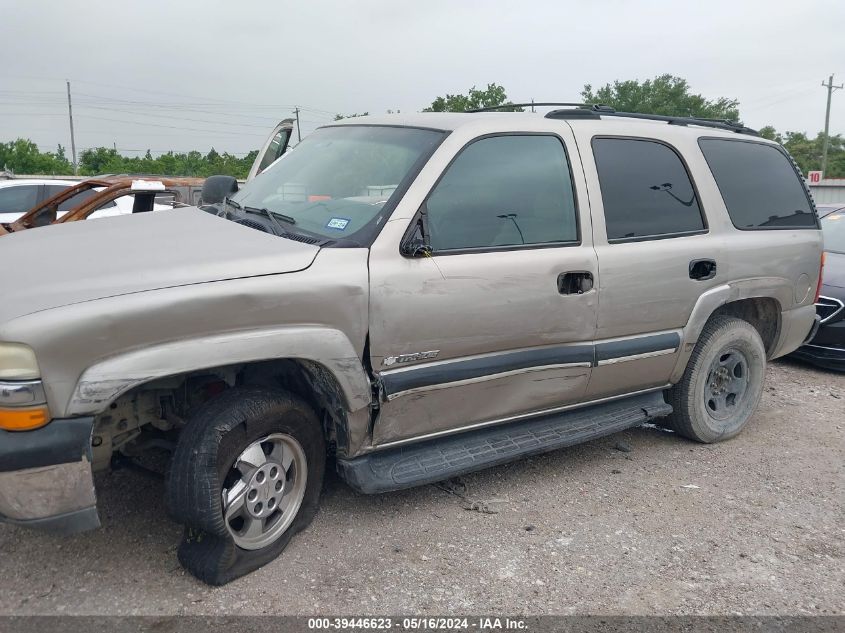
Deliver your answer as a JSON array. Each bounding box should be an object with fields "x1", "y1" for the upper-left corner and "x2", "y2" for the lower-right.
[{"x1": 0, "y1": 359, "x2": 842, "y2": 616}]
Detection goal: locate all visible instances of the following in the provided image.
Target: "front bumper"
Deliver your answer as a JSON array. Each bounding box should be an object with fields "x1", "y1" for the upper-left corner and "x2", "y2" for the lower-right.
[
  {"x1": 803, "y1": 315, "x2": 822, "y2": 345},
  {"x1": 0, "y1": 416, "x2": 99, "y2": 533},
  {"x1": 790, "y1": 297, "x2": 845, "y2": 371},
  {"x1": 791, "y1": 344, "x2": 845, "y2": 371}
]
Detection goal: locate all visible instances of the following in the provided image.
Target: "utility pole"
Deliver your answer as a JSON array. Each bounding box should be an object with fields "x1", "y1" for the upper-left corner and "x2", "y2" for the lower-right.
[
  {"x1": 531, "y1": 98, "x2": 535, "y2": 113},
  {"x1": 821, "y1": 74, "x2": 842, "y2": 176},
  {"x1": 66, "y1": 80, "x2": 78, "y2": 175},
  {"x1": 293, "y1": 107, "x2": 302, "y2": 143}
]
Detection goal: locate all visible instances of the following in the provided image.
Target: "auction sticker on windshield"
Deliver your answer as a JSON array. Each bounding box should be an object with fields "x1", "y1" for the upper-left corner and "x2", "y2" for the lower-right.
[{"x1": 326, "y1": 217, "x2": 350, "y2": 230}]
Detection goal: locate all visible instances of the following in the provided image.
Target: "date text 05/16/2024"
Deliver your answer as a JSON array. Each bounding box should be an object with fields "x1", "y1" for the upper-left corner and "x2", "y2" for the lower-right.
[{"x1": 307, "y1": 617, "x2": 528, "y2": 630}]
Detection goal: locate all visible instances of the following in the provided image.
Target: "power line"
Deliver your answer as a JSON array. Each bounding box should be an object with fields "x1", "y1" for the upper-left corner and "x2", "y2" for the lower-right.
[
  {"x1": 0, "y1": 77, "x2": 340, "y2": 115},
  {"x1": 78, "y1": 114, "x2": 268, "y2": 137},
  {"x1": 70, "y1": 104, "x2": 278, "y2": 129},
  {"x1": 0, "y1": 110, "x2": 267, "y2": 136}
]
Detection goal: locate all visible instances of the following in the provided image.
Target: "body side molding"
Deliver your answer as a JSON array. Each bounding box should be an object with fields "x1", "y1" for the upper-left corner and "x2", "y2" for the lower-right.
[
  {"x1": 378, "y1": 344, "x2": 594, "y2": 400},
  {"x1": 378, "y1": 332, "x2": 682, "y2": 402}
]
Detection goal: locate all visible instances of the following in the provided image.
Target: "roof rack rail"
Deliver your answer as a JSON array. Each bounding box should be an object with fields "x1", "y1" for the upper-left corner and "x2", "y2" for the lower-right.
[
  {"x1": 466, "y1": 102, "x2": 586, "y2": 113},
  {"x1": 465, "y1": 102, "x2": 759, "y2": 136},
  {"x1": 543, "y1": 105, "x2": 758, "y2": 136},
  {"x1": 543, "y1": 104, "x2": 617, "y2": 120},
  {"x1": 599, "y1": 111, "x2": 758, "y2": 136}
]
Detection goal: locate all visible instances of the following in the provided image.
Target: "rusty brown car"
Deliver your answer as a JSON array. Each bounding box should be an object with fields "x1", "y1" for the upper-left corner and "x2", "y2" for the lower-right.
[{"x1": 0, "y1": 176, "x2": 204, "y2": 237}]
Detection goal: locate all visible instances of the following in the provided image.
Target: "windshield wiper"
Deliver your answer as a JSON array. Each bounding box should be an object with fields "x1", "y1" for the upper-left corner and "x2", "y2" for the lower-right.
[
  {"x1": 239, "y1": 205, "x2": 329, "y2": 244},
  {"x1": 244, "y1": 206, "x2": 296, "y2": 225},
  {"x1": 242, "y1": 205, "x2": 289, "y2": 235}
]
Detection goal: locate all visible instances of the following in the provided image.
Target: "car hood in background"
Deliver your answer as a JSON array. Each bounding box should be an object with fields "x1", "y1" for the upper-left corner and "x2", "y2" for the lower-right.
[
  {"x1": 823, "y1": 251, "x2": 845, "y2": 289},
  {"x1": 0, "y1": 207, "x2": 319, "y2": 322}
]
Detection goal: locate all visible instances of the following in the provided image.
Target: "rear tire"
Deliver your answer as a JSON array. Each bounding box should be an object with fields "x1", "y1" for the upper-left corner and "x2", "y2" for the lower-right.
[
  {"x1": 665, "y1": 315, "x2": 766, "y2": 443},
  {"x1": 166, "y1": 387, "x2": 325, "y2": 585}
]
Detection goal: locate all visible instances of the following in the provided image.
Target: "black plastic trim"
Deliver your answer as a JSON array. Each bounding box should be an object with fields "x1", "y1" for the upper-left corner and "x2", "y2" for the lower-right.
[
  {"x1": 429, "y1": 239, "x2": 581, "y2": 257},
  {"x1": 379, "y1": 345, "x2": 594, "y2": 397},
  {"x1": 338, "y1": 391, "x2": 673, "y2": 493},
  {"x1": 0, "y1": 417, "x2": 93, "y2": 472},
  {"x1": 468, "y1": 102, "x2": 586, "y2": 113},
  {"x1": 595, "y1": 333, "x2": 681, "y2": 362},
  {"x1": 379, "y1": 333, "x2": 682, "y2": 397},
  {"x1": 0, "y1": 505, "x2": 99, "y2": 534},
  {"x1": 545, "y1": 109, "x2": 601, "y2": 120},
  {"x1": 596, "y1": 111, "x2": 759, "y2": 136},
  {"x1": 607, "y1": 228, "x2": 709, "y2": 244},
  {"x1": 790, "y1": 344, "x2": 845, "y2": 371}
]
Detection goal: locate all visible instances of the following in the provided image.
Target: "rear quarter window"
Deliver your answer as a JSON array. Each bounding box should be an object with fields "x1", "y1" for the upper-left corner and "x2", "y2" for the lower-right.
[{"x1": 698, "y1": 138, "x2": 817, "y2": 230}]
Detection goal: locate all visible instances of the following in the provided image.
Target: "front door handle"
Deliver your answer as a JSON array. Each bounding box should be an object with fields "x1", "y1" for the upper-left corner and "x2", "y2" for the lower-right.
[
  {"x1": 558, "y1": 271, "x2": 594, "y2": 294},
  {"x1": 689, "y1": 259, "x2": 717, "y2": 281}
]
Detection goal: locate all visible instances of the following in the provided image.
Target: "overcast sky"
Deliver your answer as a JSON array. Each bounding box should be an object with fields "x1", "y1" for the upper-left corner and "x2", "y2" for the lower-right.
[{"x1": 1, "y1": 0, "x2": 843, "y2": 158}]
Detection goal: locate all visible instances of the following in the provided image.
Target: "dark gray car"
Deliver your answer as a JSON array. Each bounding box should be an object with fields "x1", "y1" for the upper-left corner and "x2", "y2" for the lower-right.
[{"x1": 791, "y1": 204, "x2": 845, "y2": 370}]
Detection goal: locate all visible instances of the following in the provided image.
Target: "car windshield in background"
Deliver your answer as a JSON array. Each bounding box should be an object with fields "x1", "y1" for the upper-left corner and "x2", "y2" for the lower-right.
[
  {"x1": 232, "y1": 125, "x2": 445, "y2": 240},
  {"x1": 821, "y1": 210, "x2": 845, "y2": 254}
]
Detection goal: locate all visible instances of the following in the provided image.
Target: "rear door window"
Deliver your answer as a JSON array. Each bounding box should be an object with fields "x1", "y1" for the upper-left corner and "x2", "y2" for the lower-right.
[
  {"x1": 698, "y1": 138, "x2": 817, "y2": 229},
  {"x1": 0, "y1": 184, "x2": 39, "y2": 213},
  {"x1": 592, "y1": 138, "x2": 706, "y2": 241}
]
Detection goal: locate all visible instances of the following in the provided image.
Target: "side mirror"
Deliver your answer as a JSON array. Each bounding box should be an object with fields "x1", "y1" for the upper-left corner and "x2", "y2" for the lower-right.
[
  {"x1": 201, "y1": 175, "x2": 239, "y2": 205},
  {"x1": 400, "y1": 221, "x2": 432, "y2": 257}
]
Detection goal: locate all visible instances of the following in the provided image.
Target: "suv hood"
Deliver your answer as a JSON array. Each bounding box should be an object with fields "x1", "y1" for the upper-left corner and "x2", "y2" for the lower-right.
[{"x1": 0, "y1": 207, "x2": 319, "y2": 322}]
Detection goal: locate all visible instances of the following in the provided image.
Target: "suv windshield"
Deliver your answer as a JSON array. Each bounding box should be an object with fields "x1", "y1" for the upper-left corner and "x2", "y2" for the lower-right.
[
  {"x1": 232, "y1": 125, "x2": 445, "y2": 241},
  {"x1": 821, "y1": 209, "x2": 845, "y2": 254}
]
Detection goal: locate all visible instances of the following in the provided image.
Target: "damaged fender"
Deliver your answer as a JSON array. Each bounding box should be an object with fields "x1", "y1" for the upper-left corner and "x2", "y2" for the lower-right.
[{"x1": 66, "y1": 326, "x2": 372, "y2": 416}]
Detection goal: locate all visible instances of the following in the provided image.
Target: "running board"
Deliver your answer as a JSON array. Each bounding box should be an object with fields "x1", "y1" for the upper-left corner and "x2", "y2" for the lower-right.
[{"x1": 337, "y1": 391, "x2": 672, "y2": 494}]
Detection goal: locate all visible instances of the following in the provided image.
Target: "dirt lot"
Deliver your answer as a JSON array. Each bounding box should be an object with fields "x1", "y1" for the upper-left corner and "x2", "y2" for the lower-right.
[{"x1": 0, "y1": 359, "x2": 842, "y2": 616}]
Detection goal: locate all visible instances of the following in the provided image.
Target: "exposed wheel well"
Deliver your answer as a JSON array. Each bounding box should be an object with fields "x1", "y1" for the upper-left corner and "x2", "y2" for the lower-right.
[
  {"x1": 92, "y1": 359, "x2": 351, "y2": 470},
  {"x1": 238, "y1": 358, "x2": 350, "y2": 451},
  {"x1": 711, "y1": 298, "x2": 781, "y2": 357}
]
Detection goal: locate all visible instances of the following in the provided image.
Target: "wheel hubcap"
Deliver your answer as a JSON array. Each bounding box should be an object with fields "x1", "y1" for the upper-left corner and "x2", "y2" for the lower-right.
[
  {"x1": 221, "y1": 433, "x2": 307, "y2": 550},
  {"x1": 705, "y1": 348, "x2": 750, "y2": 420}
]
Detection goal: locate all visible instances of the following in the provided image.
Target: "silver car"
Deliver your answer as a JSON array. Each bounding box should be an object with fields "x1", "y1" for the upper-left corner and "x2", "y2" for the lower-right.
[{"x1": 0, "y1": 106, "x2": 823, "y2": 584}]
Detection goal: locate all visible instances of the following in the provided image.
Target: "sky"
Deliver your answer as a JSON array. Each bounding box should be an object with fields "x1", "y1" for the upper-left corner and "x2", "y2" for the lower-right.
[{"x1": 1, "y1": 0, "x2": 843, "y2": 159}]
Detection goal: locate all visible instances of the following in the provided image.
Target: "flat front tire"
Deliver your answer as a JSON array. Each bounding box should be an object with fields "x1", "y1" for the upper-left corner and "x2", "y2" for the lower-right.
[
  {"x1": 666, "y1": 315, "x2": 766, "y2": 443},
  {"x1": 166, "y1": 387, "x2": 325, "y2": 585}
]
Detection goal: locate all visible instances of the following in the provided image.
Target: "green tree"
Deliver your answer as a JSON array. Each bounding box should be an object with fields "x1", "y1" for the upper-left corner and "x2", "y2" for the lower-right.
[
  {"x1": 784, "y1": 131, "x2": 844, "y2": 177},
  {"x1": 1, "y1": 138, "x2": 305, "y2": 179},
  {"x1": 78, "y1": 147, "x2": 122, "y2": 175},
  {"x1": 0, "y1": 139, "x2": 73, "y2": 174},
  {"x1": 581, "y1": 74, "x2": 740, "y2": 121},
  {"x1": 424, "y1": 83, "x2": 522, "y2": 112},
  {"x1": 334, "y1": 112, "x2": 369, "y2": 120},
  {"x1": 755, "y1": 127, "x2": 845, "y2": 178},
  {"x1": 757, "y1": 126, "x2": 783, "y2": 143}
]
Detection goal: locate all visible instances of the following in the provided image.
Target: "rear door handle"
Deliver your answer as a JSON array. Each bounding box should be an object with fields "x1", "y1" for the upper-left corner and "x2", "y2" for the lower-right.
[
  {"x1": 689, "y1": 259, "x2": 717, "y2": 281},
  {"x1": 558, "y1": 271, "x2": 594, "y2": 294}
]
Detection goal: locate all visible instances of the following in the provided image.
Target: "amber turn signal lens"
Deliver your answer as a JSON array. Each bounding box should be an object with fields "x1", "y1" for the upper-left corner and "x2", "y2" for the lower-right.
[{"x1": 0, "y1": 406, "x2": 51, "y2": 431}]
